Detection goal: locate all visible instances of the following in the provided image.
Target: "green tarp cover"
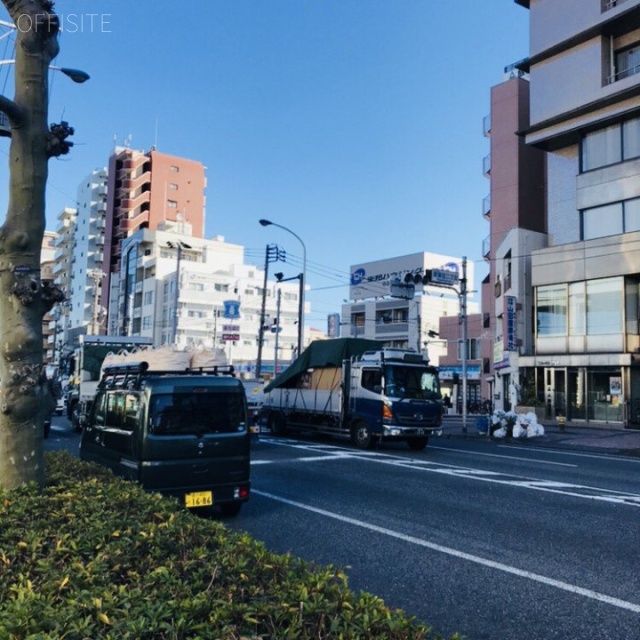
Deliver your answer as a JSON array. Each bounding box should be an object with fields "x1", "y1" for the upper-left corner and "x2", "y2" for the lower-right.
[{"x1": 265, "y1": 338, "x2": 380, "y2": 392}]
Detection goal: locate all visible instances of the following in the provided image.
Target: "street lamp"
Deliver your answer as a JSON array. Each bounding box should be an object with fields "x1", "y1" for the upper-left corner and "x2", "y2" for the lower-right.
[
  {"x1": 166, "y1": 240, "x2": 192, "y2": 346},
  {"x1": 0, "y1": 59, "x2": 90, "y2": 83},
  {"x1": 259, "y1": 218, "x2": 307, "y2": 356}
]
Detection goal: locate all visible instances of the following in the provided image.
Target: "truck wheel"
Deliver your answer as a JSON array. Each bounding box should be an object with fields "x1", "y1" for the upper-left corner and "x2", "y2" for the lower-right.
[
  {"x1": 269, "y1": 413, "x2": 288, "y2": 437},
  {"x1": 407, "y1": 437, "x2": 429, "y2": 451},
  {"x1": 351, "y1": 421, "x2": 374, "y2": 450}
]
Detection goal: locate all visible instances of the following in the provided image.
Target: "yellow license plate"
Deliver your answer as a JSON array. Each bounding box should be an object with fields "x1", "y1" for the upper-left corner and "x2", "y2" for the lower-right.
[{"x1": 185, "y1": 491, "x2": 213, "y2": 508}]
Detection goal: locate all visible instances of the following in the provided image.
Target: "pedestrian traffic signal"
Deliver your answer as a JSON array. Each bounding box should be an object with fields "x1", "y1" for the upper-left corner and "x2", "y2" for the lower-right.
[{"x1": 404, "y1": 269, "x2": 432, "y2": 285}]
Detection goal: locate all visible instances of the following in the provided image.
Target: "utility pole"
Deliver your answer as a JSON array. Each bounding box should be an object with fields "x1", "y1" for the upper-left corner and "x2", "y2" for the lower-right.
[
  {"x1": 461, "y1": 256, "x2": 468, "y2": 433},
  {"x1": 166, "y1": 240, "x2": 191, "y2": 346},
  {"x1": 88, "y1": 269, "x2": 105, "y2": 336},
  {"x1": 256, "y1": 244, "x2": 280, "y2": 378},
  {"x1": 274, "y1": 288, "x2": 282, "y2": 375}
]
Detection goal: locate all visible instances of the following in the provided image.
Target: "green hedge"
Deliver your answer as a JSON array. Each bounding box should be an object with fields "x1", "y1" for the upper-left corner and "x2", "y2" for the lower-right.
[{"x1": 0, "y1": 452, "x2": 456, "y2": 640}]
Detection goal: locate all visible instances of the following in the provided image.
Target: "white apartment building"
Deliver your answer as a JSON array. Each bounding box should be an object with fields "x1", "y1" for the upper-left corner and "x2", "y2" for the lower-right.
[
  {"x1": 515, "y1": 0, "x2": 640, "y2": 426},
  {"x1": 65, "y1": 168, "x2": 109, "y2": 337},
  {"x1": 109, "y1": 227, "x2": 306, "y2": 377}
]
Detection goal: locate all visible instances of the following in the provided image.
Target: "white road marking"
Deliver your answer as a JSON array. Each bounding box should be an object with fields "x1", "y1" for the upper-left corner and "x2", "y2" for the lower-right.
[
  {"x1": 254, "y1": 489, "x2": 640, "y2": 614},
  {"x1": 429, "y1": 445, "x2": 578, "y2": 467},
  {"x1": 257, "y1": 438, "x2": 640, "y2": 507}
]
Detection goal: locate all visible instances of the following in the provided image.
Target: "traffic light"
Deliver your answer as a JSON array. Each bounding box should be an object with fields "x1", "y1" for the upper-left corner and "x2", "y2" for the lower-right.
[{"x1": 404, "y1": 269, "x2": 432, "y2": 285}]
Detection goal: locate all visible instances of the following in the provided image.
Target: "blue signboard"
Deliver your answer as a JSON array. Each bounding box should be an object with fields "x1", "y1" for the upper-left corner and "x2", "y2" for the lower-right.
[
  {"x1": 223, "y1": 300, "x2": 241, "y2": 319},
  {"x1": 505, "y1": 296, "x2": 517, "y2": 351}
]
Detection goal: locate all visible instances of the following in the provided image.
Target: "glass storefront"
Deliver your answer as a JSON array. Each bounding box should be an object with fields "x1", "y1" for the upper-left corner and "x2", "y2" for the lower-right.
[{"x1": 526, "y1": 366, "x2": 624, "y2": 424}]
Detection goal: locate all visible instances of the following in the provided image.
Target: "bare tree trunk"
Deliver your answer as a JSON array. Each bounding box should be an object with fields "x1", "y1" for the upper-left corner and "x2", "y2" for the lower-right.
[{"x1": 0, "y1": 0, "x2": 67, "y2": 489}]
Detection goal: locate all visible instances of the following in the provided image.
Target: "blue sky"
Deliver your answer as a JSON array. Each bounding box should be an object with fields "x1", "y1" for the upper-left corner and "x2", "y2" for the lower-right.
[{"x1": 0, "y1": 0, "x2": 529, "y2": 331}]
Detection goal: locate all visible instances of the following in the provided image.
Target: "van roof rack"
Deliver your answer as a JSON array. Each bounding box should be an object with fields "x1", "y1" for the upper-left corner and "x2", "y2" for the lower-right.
[{"x1": 99, "y1": 362, "x2": 237, "y2": 390}]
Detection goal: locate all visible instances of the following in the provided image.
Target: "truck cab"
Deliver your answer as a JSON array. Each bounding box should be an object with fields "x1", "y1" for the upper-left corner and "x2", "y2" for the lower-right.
[{"x1": 349, "y1": 349, "x2": 443, "y2": 449}]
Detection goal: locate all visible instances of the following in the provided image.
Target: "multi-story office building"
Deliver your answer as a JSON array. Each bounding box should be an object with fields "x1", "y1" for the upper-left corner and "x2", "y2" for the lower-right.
[
  {"x1": 515, "y1": 0, "x2": 640, "y2": 426},
  {"x1": 102, "y1": 147, "x2": 206, "y2": 321},
  {"x1": 110, "y1": 227, "x2": 305, "y2": 378},
  {"x1": 342, "y1": 252, "x2": 478, "y2": 362}
]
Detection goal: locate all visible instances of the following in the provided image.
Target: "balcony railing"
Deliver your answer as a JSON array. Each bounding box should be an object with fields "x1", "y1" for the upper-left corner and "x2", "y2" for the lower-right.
[
  {"x1": 483, "y1": 153, "x2": 491, "y2": 176},
  {"x1": 608, "y1": 62, "x2": 640, "y2": 84},
  {"x1": 482, "y1": 235, "x2": 491, "y2": 258},
  {"x1": 483, "y1": 194, "x2": 491, "y2": 218},
  {"x1": 483, "y1": 114, "x2": 491, "y2": 137}
]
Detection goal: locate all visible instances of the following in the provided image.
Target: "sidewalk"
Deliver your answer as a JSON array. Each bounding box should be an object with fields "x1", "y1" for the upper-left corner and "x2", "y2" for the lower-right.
[{"x1": 441, "y1": 415, "x2": 640, "y2": 458}]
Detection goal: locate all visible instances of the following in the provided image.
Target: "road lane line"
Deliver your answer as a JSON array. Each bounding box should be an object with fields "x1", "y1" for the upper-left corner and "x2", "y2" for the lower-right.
[
  {"x1": 257, "y1": 439, "x2": 640, "y2": 506},
  {"x1": 254, "y1": 489, "x2": 640, "y2": 614},
  {"x1": 429, "y1": 445, "x2": 578, "y2": 467}
]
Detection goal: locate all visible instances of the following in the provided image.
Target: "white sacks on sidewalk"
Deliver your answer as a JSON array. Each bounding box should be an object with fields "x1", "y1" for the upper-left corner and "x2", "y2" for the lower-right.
[{"x1": 490, "y1": 409, "x2": 545, "y2": 439}]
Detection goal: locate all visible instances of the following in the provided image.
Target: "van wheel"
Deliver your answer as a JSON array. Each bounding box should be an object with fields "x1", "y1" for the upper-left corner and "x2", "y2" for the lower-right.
[
  {"x1": 269, "y1": 413, "x2": 288, "y2": 437},
  {"x1": 351, "y1": 420, "x2": 374, "y2": 450},
  {"x1": 220, "y1": 503, "x2": 242, "y2": 517},
  {"x1": 407, "y1": 437, "x2": 429, "y2": 451}
]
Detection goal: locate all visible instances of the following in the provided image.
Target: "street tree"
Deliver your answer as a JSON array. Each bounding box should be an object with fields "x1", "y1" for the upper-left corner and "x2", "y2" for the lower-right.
[{"x1": 0, "y1": 0, "x2": 73, "y2": 489}]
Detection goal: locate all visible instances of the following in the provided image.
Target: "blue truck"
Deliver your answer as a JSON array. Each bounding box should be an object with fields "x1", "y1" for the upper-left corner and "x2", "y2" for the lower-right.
[{"x1": 260, "y1": 338, "x2": 443, "y2": 450}]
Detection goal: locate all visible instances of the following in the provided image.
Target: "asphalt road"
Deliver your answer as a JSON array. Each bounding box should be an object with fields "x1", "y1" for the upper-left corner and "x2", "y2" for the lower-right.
[{"x1": 46, "y1": 420, "x2": 640, "y2": 640}]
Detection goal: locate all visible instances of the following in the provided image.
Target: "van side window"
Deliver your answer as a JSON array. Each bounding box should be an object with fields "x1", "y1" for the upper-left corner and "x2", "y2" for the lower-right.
[
  {"x1": 92, "y1": 392, "x2": 107, "y2": 427},
  {"x1": 103, "y1": 392, "x2": 138, "y2": 432},
  {"x1": 124, "y1": 393, "x2": 140, "y2": 432}
]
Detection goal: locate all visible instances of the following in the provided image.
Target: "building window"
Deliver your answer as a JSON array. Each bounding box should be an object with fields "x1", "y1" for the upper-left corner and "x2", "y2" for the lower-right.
[
  {"x1": 214, "y1": 283, "x2": 229, "y2": 293},
  {"x1": 283, "y1": 292, "x2": 297, "y2": 302},
  {"x1": 167, "y1": 200, "x2": 177, "y2": 208},
  {"x1": 581, "y1": 124, "x2": 621, "y2": 170},
  {"x1": 537, "y1": 284, "x2": 567, "y2": 336},
  {"x1": 143, "y1": 291, "x2": 153, "y2": 305},
  {"x1": 142, "y1": 316, "x2": 153, "y2": 330},
  {"x1": 586, "y1": 279, "x2": 623, "y2": 334},
  {"x1": 189, "y1": 282, "x2": 204, "y2": 292},
  {"x1": 581, "y1": 115, "x2": 640, "y2": 171},
  {"x1": 536, "y1": 278, "x2": 623, "y2": 337},
  {"x1": 614, "y1": 42, "x2": 640, "y2": 81},
  {"x1": 581, "y1": 196, "x2": 640, "y2": 240},
  {"x1": 170, "y1": 165, "x2": 179, "y2": 172},
  {"x1": 168, "y1": 183, "x2": 178, "y2": 190},
  {"x1": 457, "y1": 339, "x2": 479, "y2": 361},
  {"x1": 582, "y1": 202, "x2": 623, "y2": 239}
]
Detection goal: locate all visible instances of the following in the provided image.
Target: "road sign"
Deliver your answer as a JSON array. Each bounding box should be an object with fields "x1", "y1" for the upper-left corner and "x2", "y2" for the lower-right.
[
  {"x1": 430, "y1": 268, "x2": 459, "y2": 287},
  {"x1": 222, "y1": 333, "x2": 239, "y2": 341}
]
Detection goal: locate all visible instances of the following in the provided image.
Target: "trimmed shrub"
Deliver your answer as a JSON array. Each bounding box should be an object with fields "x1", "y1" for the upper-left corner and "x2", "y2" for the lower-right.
[{"x1": 0, "y1": 452, "x2": 453, "y2": 639}]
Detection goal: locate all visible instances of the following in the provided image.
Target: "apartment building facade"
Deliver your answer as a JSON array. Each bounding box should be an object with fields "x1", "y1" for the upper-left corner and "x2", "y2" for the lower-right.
[
  {"x1": 516, "y1": 0, "x2": 640, "y2": 426},
  {"x1": 110, "y1": 228, "x2": 304, "y2": 377},
  {"x1": 102, "y1": 147, "x2": 206, "y2": 318}
]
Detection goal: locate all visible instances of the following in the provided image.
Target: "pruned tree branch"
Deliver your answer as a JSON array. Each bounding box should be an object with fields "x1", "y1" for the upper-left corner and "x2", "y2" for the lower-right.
[{"x1": 0, "y1": 94, "x2": 23, "y2": 126}]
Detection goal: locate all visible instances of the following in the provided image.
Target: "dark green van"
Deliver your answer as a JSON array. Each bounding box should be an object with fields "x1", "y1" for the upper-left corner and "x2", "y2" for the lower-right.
[{"x1": 79, "y1": 363, "x2": 250, "y2": 516}]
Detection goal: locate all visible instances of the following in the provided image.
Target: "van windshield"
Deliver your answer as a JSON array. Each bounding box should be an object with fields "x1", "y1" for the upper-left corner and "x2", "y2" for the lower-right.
[{"x1": 149, "y1": 392, "x2": 246, "y2": 435}]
